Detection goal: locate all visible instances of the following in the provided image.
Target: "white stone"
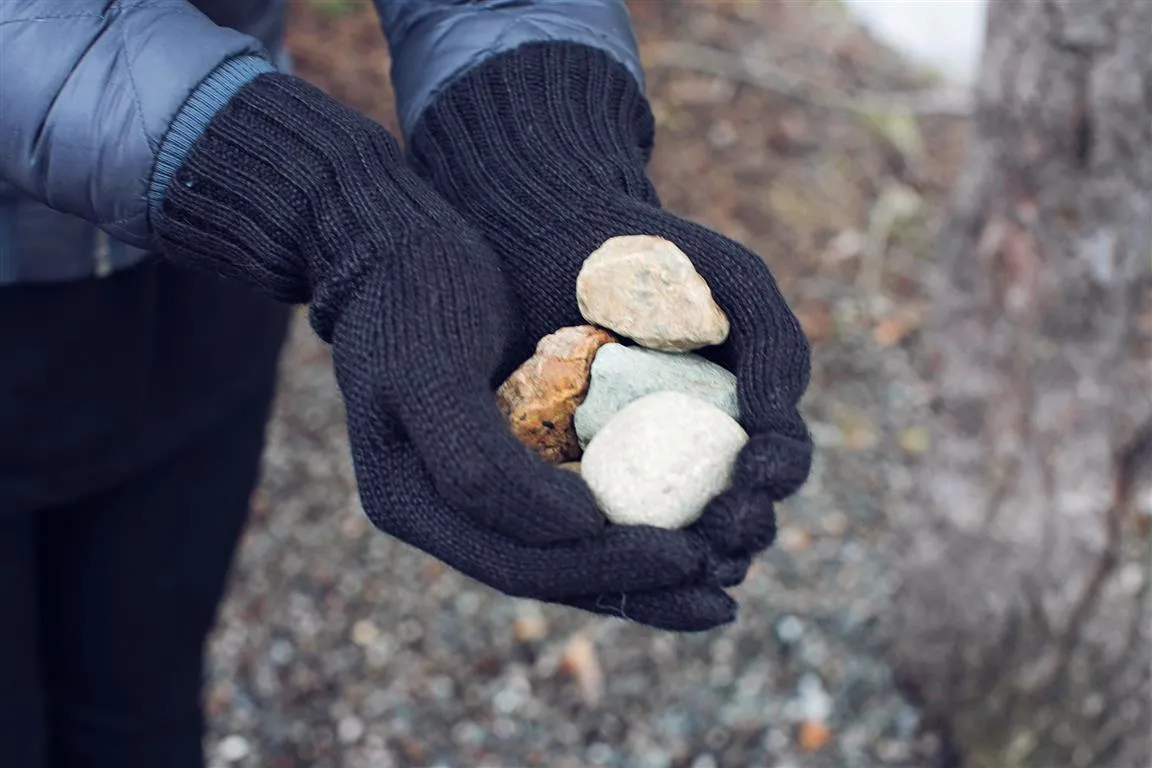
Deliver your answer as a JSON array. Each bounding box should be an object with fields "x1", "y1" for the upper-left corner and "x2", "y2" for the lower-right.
[
  {"x1": 338, "y1": 716, "x2": 365, "y2": 744},
  {"x1": 581, "y1": 391, "x2": 748, "y2": 529},
  {"x1": 217, "y1": 735, "x2": 250, "y2": 763}
]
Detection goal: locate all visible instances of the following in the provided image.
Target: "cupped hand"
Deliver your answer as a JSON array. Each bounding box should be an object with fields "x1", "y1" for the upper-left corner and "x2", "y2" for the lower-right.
[
  {"x1": 408, "y1": 42, "x2": 815, "y2": 629},
  {"x1": 152, "y1": 71, "x2": 729, "y2": 621}
]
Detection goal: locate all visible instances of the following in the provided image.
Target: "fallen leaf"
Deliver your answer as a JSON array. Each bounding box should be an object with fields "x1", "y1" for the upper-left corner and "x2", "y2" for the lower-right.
[
  {"x1": 795, "y1": 300, "x2": 834, "y2": 345},
  {"x1": 873, "y1": 309, "x2": 922, "y2": 347},
  {"x1": 777, "y1": 528, "x2": 812, "y2": 552},
  {"x1": 513, "y1": 615, "x2": 548, "y2": 643},
  {"x1": 898, "y1": 425, "x2": 931, "y2": 455},
  {"x1": 248, "y1": 489, "x2": 270, "y2": 519},
  {"x1": 340, "y1": 512, "x2": 368, "y2": 539},
  {"x1": 859, "y1": 107, "x2": 924, "y2": 162},
  {"x1": 397, "y1": 737, "x2": 427, "y2": 763},
  {"x1": 768, "y1": 109, "x2": 813, "y2": 153},
  {"x1": 667, "y1": 75, "x2": 734, "y2": 105},
  {"x1": 559, "y1": 633, "x2": 604, "y2": 707},
  {"x1": 420, "y1": 559, "x2": 446, "y2": 583},
  {"x1": 841, "y1": 421, "x2": 878, "y2": 451},
  {"x1": 798, "y1": 720, "x2": 833, "y2": 752},
  {"x1": 1134, "y1": 512, "x2": 1150, "y2": 539}
]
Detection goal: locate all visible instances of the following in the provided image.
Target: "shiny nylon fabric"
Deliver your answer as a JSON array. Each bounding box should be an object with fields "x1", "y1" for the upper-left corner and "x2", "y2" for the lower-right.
[{"x1": 0, "y1": 0, "x2": 641, "y2": 286}]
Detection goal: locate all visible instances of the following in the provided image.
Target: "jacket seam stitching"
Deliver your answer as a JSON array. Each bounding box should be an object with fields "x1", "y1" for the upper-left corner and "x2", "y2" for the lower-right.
[
  {"x1": 103, "y1": 209, "x2": 146, "y2": 228},
  {"x1": 118, "y1": 15, "x2": 156, "y2": 157},
  {"x1": 0, "y1": 13, "x2": 101, "y2": 28}
]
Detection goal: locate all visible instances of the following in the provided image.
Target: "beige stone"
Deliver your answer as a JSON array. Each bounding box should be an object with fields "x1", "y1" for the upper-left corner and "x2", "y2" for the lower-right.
[
  {"x1": 496, "y1": 326, "x2": 615, "y2": 464},
  {"x1": 576, "y1": 235, "x2": 730, "y2": 352}
]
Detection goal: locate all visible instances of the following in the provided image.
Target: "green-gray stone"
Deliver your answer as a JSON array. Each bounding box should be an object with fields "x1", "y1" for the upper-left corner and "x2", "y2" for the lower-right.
[{"x1": 574, "y1": 343, "x2": 739, "y2": 448}]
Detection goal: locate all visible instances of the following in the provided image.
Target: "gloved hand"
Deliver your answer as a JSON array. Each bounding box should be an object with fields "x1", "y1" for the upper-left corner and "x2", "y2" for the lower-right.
[
  {"x1": 151, "y1": 73, "x2": 728, "y2": 624},
  {"x1": 408, "y1": 43, "x2": 814, "y2": 629}
]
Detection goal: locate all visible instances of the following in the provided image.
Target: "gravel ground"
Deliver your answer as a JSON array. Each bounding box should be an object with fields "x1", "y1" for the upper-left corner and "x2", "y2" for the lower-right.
[
  {"x1": 205, "y1": 2, "x2": 966, "y2": 765},
  {"x1": 204, "y1": 299, "x2": 939, "y2": 768}
]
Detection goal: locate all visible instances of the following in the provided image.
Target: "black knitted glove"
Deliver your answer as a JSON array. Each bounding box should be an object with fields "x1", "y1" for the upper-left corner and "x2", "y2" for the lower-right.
[
  {"x1": 408, "y1": 43, "x2": 814, "y2": 630},
  {"x1": 150, "y1": 73, "x2": 720, "y2": 619}
]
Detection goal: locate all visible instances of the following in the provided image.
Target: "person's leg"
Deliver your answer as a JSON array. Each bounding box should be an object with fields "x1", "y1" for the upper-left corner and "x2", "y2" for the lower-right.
[
  {"x1": 0, "y1": 256, "x2": 289, "y2": 767},
  {"x1": 0, "y1": 512, "x2": 48, "y2": 768},
  {"x1": 0, "y1": 258, "x2": 290, "y2": 514},
  {"x1": 35, "y1": 381, "x2": 278, "y2": 768}
]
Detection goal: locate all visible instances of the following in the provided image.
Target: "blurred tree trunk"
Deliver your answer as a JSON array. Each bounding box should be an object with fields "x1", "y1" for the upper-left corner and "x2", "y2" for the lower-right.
[{"x1": 890, "y1": 2, "x2": 1152, "y2": 767}]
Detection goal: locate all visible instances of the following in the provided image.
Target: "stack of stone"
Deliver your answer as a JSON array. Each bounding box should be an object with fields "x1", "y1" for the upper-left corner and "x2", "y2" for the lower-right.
[{"x1": 497, "y1": 235, "x2": 745, "y2": 530}]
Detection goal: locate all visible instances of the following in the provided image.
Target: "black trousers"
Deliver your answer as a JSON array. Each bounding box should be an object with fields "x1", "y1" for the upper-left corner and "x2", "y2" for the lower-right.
[{"x1": 0, "y1": 259, "x2": 290, "y2": 767}]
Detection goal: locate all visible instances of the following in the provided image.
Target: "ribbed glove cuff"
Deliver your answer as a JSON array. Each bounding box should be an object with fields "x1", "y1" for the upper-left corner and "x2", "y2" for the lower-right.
[
  {"x1": 408, "y1": 42, "x2": 662, "y2": 218},
  {"x1": 153, "y1": 73, "x2": 458, "y2": 339}
]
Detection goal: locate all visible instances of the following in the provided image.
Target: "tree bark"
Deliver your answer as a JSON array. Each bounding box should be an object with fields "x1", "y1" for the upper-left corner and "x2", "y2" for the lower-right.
[{"x1": 890, "y1": 2, "x2": 1152, "y2": 766}]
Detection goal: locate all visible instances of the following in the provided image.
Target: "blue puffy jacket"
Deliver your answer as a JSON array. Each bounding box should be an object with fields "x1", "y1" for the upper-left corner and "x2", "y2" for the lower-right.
[{"x1": 0, "y1": 0, "x2": 643, "y2": 285}]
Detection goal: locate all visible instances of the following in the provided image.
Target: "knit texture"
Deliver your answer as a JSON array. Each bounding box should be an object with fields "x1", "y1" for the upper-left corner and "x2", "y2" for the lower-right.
[
  {"x1": 149, "y1": 55, "x2": 276, "y2": 216},
  {"x1": 152, "y1": 73, "x2": 721, "y2": 626},
  {"x1": 410, "y1": 42, "x2": 815, "y2": 629}
]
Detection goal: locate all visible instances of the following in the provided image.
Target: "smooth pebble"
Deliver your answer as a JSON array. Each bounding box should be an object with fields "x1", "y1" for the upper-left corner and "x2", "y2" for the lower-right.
[
  {"x1": 574, "y1": 343, "x2": 738, "y2": 447},
  {"x1": 576, "y1": 235, "x2": 729, "y2": 352},
  {"x1": 581, "y1": 391, "x2": 748, "y2": 529}
]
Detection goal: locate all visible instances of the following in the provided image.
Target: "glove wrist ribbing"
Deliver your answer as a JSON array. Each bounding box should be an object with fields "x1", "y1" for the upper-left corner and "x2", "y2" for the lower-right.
[
  {"x1": 153, "y1": 73, "x2": 458, "y2": 340},
  {"x1": 408, "y1": 42, "x2": 662, "y2": 217}
]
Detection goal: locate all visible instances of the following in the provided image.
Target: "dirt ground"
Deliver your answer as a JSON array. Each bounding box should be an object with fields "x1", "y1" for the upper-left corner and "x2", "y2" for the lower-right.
[{"x1": 206, "y1": 2, "x2": 971, "y2": 766}]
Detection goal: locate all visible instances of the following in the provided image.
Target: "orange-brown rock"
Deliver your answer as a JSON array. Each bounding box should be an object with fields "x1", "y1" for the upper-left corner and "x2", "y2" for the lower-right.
[{"x1": 497, "y1": 326, "x2": 616, "y2": 463}]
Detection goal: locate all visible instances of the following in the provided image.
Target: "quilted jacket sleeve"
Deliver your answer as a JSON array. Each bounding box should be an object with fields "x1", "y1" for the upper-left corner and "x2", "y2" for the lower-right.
[
  {"x1": 0, "y1": 0, "x2": 273, "y2": 249},
  {"x1": 373, "y1": 0, "x2": 645, "y2": 138}
]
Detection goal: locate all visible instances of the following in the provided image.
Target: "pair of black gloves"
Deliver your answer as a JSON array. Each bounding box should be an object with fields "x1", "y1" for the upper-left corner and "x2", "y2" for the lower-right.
[{"x1": 156, "y1": 43, "x2": 812, "y2": 632}]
